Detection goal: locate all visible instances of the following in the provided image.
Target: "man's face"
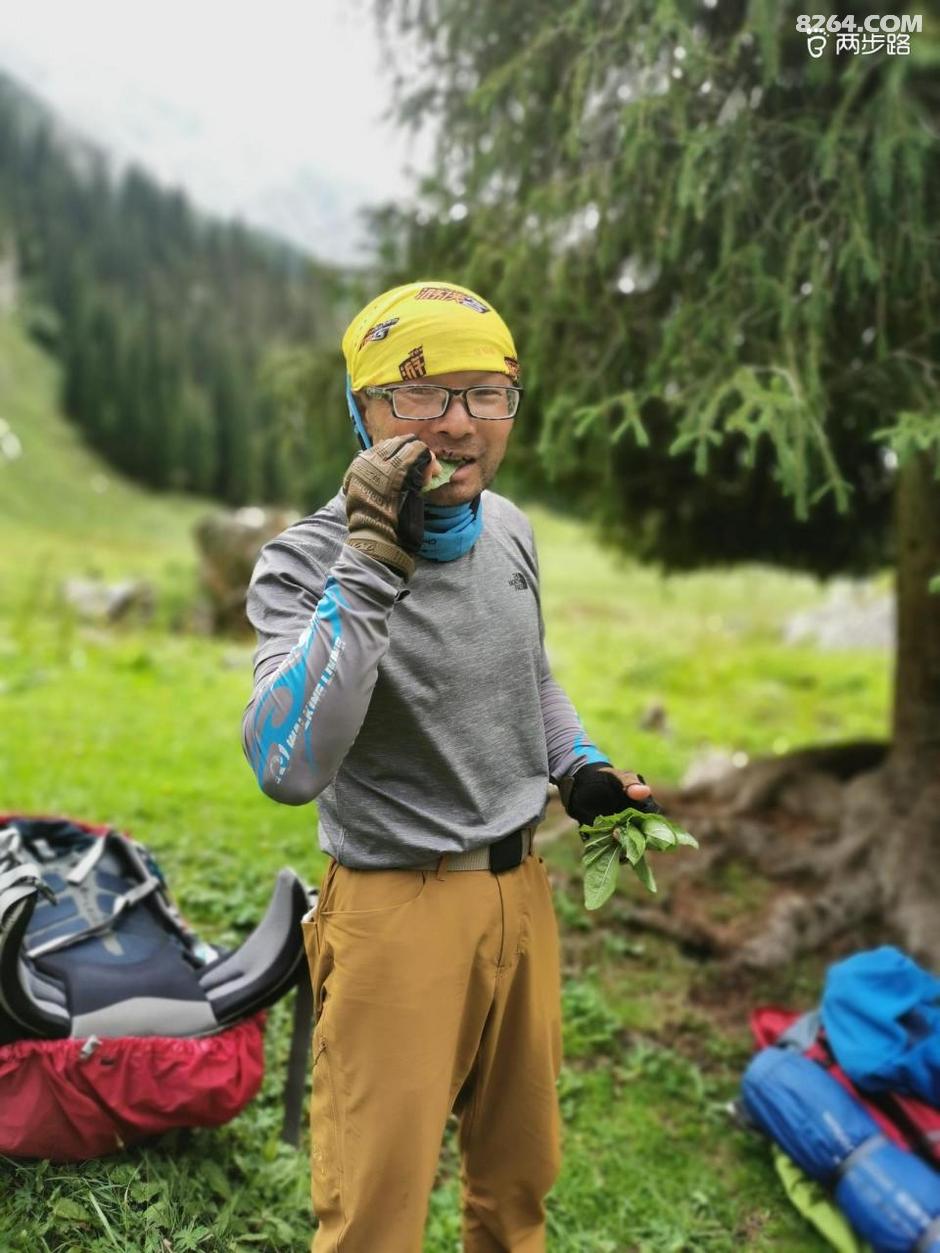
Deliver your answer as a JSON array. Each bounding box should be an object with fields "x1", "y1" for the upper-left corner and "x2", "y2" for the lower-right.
[{"x1": 358, "y1": 370, "x2": 516, "y2": 504}]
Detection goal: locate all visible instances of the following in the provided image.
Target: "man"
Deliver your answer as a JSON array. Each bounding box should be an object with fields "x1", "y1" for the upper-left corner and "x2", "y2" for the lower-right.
[{"x1": 241, "y1": 280, "x2": 658, "y2": 1252}]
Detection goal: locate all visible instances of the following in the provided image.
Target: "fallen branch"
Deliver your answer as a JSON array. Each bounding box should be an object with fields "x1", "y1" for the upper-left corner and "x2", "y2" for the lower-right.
[{"x1": 609, "y1": 901, "x2": 728, "y2": 959}]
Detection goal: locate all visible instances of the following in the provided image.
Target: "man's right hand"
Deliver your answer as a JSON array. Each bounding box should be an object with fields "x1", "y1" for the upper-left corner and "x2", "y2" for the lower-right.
[{"x1": 343, "y1": 436, "x2": 436, "y2": 580}]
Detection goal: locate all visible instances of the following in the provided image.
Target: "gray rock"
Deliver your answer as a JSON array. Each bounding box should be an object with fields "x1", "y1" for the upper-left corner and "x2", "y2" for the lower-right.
[
  {"x1": 680, "y1": 748, "x2": 743, "y2": 794},
  {"x1": 193, "y1": 505, "x2": 300, "y2": 636},
  {"x1": 783, "y1": 580, "x2": 894, "y2": 650},
  {"x1": 60, "y1": 578, "x2": 155, "y2": 624}
]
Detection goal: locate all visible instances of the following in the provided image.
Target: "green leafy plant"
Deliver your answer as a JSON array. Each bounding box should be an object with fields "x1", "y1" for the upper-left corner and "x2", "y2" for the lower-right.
[
  {"x1": 579, "y1": 807, "x2": 699, "y2": 910},
  {"x1": 421, "y1": 459, "x2": 461, "y2": 494}
]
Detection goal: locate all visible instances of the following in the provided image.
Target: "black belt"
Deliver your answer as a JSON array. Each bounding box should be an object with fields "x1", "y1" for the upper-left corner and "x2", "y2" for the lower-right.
[{"x1": 489, "y1": 826, "x2": 526, "y2": 874}]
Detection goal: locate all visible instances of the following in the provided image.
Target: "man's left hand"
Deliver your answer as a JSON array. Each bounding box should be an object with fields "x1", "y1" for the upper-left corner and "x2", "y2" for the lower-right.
[
  {"x1": 600, "y1": 767, "x2": 655, "y2": 807},
  {"x1": 559, "y1": 762, "x2": 664, "y2": 830}
]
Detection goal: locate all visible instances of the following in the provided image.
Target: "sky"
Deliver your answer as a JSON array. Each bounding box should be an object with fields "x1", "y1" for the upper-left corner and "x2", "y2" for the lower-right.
[{"x1": 0, "y1": 1, "x2": 432, "y2": 262}]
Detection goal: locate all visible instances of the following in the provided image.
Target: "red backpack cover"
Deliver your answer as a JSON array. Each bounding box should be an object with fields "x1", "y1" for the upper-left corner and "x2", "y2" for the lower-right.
[{"x1": 0, "y1": 812, "x2": 309, "y2": 1161}]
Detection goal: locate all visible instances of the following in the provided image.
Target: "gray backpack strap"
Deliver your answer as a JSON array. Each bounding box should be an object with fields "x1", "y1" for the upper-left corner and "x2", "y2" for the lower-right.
[
  {"x1": 25, "y1": 874, "x2": 163, "y2": 959},
  {"x1": 776, "y1": 1007, "x2": 823, "y2": 1052},
  {"x1": 281, "y1": 974, "x2": 314, "y2": 1147},
  {"x1": 833, "y1": 1133, "x2": 886, "y2": 1182}
]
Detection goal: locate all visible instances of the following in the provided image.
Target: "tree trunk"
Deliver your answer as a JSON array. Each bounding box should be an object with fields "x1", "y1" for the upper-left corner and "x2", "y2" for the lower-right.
[
  {"x1": 876, "y1": 451, "x2": 940, "y2": 961},
  {"x1": 891, "y1": 450, "x2": 940, "y2": 764}
]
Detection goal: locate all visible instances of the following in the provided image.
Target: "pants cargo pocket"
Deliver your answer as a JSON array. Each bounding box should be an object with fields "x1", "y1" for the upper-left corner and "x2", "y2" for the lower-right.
[{"x1": 310, "y1": 1028, "x2": 344, "y2": 1237}]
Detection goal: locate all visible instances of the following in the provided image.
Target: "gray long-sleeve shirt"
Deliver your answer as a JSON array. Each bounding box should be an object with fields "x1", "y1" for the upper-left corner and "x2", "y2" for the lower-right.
[{"x1": 241, "y1": 487, "x2": 609, "y2": 868}]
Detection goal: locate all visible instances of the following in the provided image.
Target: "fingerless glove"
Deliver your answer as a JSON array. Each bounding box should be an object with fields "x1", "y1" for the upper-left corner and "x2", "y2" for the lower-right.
[
  {"x1": 342, "y1": 435, "x2": 431, "y2": 579},
  {"x1": 559, "y1": 763, "x2": 663, "y2": 831}
]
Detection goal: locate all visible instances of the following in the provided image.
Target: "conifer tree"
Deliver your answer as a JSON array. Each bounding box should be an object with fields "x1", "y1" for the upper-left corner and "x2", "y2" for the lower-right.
[
  {"x1": 374, "y1": 0, "x2": 940, "y2": 960},
  {"x1": 0, "y1": 71, "x2": 331, "y2": 510}
]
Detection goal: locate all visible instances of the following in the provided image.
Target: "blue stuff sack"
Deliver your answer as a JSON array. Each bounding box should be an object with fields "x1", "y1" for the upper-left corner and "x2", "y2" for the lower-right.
[{"x1": 822, "y1": 946, "x2": 940, "y2": 1106}]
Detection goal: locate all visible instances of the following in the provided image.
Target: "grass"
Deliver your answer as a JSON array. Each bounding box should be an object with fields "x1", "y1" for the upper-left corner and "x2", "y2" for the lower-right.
[
  {"x1": 0, "y1": 315, "x2": 210, "y2": 584},
  {"x1": 0, "y1": 313, "x2": 890, "y2": 1249}
]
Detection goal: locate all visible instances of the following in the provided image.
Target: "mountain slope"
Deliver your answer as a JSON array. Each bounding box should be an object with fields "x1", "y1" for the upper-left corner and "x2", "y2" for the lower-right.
[
  {"x1": 0, "y1": 311, "x2": 212, "y2": 586},
  {"x1": 0, "y1": 67, "x2": 344, "y2": 514}
]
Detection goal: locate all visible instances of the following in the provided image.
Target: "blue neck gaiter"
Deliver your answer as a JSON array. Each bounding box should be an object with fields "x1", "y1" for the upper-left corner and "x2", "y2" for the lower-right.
[
  {"x1": 420, "y1": 496, "x2": 484, "y2": 562},
  {"x1": 346, "y1": 375, "x2": 485, "y2": 565}
]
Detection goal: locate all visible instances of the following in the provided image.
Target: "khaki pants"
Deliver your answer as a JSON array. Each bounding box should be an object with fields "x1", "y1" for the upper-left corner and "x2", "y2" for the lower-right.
[{"x1": 301, "y1": 847, "x2": 563, "y2": 1252}]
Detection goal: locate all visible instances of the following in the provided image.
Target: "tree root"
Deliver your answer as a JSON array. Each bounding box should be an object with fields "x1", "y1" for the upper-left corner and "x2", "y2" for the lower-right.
[
  {"x1": 731, "y1": 872, "x2": 882, "y2": 970},
  {"x1": 875, "y1": 773, "x2": 940, "y2": 963},
  {"x1": 623, "y1": 747, "x2": 940, "y2": 968},
  {"x1": 681, "y1": 740, "x2": 887, "y2": 814}
]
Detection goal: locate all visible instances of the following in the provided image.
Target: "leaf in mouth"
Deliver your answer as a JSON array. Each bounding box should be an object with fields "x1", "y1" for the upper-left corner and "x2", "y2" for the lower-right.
[{"x1": 422, "y1": 458, "x2": 463, "y2": 493}]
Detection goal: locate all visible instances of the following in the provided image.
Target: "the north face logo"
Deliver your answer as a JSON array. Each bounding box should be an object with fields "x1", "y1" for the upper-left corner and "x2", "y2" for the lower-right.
[{"x1": 508, "y1": 572, "x2": 528, "y2": 590}]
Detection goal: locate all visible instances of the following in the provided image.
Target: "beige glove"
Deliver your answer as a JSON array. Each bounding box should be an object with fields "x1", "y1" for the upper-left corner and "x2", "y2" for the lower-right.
[{"x1": 342, "y1": 435, "x2": 433, "y2": 579}]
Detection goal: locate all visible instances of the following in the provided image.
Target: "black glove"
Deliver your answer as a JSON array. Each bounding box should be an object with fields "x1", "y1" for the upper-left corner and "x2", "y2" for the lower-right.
[{"x1": 559, "y1": 763, "x2": 663, "y2": 833}]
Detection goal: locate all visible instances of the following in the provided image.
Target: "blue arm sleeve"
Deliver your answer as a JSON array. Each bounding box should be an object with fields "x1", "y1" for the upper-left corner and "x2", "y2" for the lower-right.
[{"x1": 241, "y1": 541, "x2": 407, "y2": 805}]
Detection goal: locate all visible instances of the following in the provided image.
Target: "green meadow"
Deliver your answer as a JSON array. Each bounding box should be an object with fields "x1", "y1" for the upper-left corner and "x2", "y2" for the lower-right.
[{"x1": 0, "y1": 315, "x2": 888, "y2": 1250}]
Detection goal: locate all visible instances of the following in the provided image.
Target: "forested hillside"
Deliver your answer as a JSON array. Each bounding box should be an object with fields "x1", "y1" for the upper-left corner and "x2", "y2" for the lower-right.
[{"x1": 0, "y1": 71, "x2": 346, "y2": 509}]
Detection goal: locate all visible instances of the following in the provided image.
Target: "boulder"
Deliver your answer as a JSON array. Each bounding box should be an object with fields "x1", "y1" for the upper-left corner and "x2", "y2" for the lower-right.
[
  {"x1": 783, "y1": 580, "x2": 894, "y2": 650},
  {"x1": 60, "y1": 578, "x2": 155, "y2": 625},
  {"x1": 193, "y1": 505, "x2": 300, "y2": 636}
]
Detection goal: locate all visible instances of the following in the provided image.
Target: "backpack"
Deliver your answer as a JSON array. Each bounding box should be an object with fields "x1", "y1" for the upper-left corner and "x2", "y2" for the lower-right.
[{"x1": 0, "y1": 813, "x2": 314, "y2": 1160}]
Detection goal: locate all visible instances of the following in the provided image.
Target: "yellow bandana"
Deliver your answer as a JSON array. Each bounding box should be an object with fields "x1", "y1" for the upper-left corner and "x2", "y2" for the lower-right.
[{"x1": 341, "y1": 280, "x2": 519, "y2": 391}]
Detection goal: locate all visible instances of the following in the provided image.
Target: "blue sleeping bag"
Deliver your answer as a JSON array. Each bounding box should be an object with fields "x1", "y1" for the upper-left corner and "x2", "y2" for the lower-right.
[{"x1": 742, "y1": 1047, "x2": 940, "y2": 1252}]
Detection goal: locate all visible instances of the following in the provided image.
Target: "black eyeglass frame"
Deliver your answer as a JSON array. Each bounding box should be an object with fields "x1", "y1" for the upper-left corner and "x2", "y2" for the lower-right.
[{"x1": 362, "y1": 384, "x2": 523, "y2": 421}]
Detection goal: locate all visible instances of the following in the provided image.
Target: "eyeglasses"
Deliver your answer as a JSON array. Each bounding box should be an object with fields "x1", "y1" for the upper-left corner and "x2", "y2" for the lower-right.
[{"x1": 363, "y1": 384, "x2": 523, "y2": 421}]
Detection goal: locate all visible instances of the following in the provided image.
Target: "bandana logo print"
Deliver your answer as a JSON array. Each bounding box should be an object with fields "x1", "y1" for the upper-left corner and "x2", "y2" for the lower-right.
[
  {"x1": 415, "y1": 286, "x2": 490, "y2": 314},
  {"x1": 504, "y1": 356, "x2": 520, "y2": 382},
  {"x1": 359, "y1": 317, "x2": 399, "y2": 348},
  {"x1": 399, "y1": 346, "x2": 427, "y2": 380}
]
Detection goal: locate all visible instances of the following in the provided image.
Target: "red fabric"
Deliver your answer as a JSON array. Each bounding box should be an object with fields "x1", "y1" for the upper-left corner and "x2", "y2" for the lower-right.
[
  {"x1": 886, "y1": 1092, "x2": 940, "y2": 1166},
  {"x1": 750, "y1": 1006, "x2": 799, "y2": 1050},
  {"x1": 0, "y1": 812, "x2": 112, "y2": 837},
  {"x1": 0, "y1": 1013, "x2": 266, "y2": 1161}
]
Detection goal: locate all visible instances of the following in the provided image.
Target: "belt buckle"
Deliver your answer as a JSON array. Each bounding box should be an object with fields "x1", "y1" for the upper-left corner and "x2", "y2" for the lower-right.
[{"x1": 489, "y1": 828, "x2": 524, "y2": 875}]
